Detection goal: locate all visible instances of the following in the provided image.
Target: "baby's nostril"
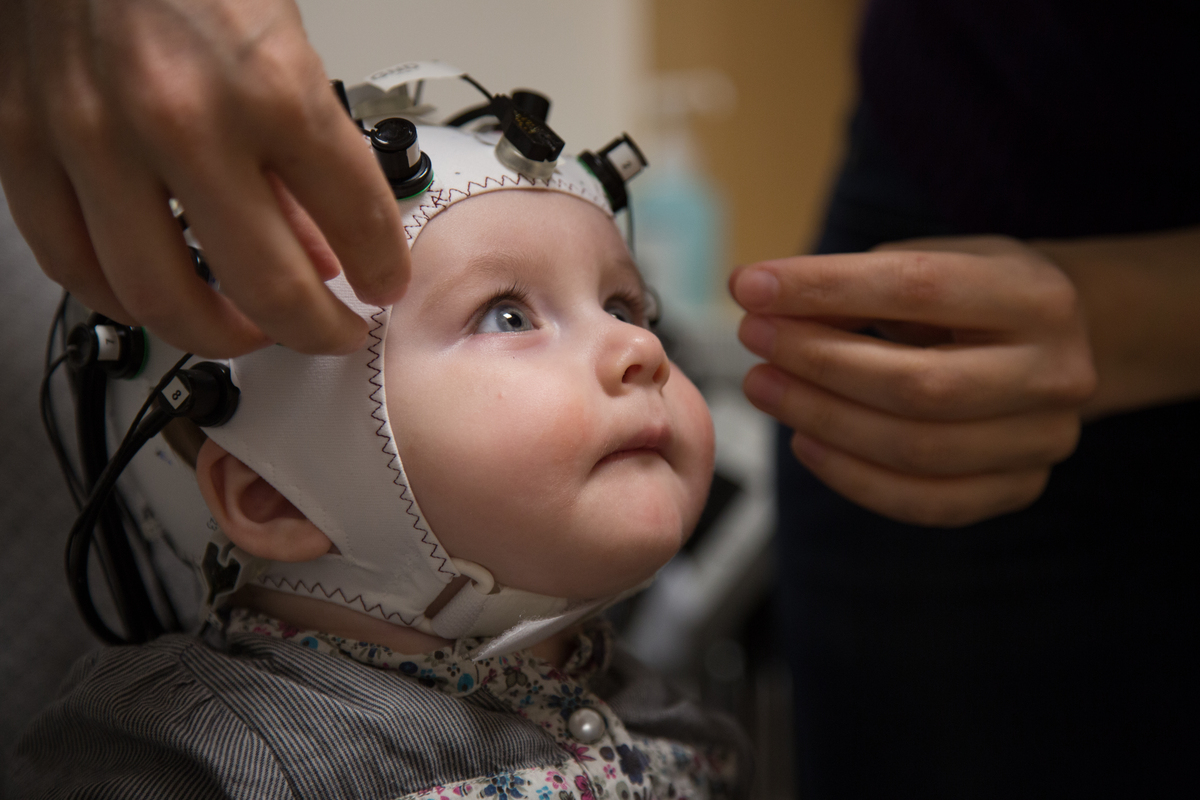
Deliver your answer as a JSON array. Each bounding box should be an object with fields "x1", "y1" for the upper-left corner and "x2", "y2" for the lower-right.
[{"x1": 622, "y1": 364, "x2": 642, "y2": 383}]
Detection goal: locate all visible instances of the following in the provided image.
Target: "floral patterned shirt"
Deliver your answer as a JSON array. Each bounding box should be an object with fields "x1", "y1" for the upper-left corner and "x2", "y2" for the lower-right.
[{"x1": 226, "y1": 609, "x2": 740, "y2": 800}]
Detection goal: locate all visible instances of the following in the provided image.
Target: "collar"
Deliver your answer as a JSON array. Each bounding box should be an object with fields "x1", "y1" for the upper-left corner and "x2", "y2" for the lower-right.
[{"x1": 224, "y1": 607, "x2": 611, "y2": 698}]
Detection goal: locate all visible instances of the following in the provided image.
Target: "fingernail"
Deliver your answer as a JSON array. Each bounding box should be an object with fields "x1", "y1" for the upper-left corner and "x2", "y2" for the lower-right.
[
  {"x1": 354, "y1": 269, "x2": 408, "y2": 306},
  {"x1": 328, "y1": 322, "x2": 370, "y2": 355},
  {"x1": 733, "y1": 268, "x2": 780, "y2": 310},
  {"x1": 738, "y1": 315, "x2": 776, "y2": 358},
  {"x1": 791, "y1": 432, "x2": 830, "y2": 466},
  {"x1": 743, "y1": 367, "x2": 787, "y2": 410}
]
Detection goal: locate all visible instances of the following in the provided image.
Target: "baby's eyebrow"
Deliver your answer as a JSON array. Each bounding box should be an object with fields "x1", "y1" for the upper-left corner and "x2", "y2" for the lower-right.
[
  {"x1": 609, "y1": 255, "x2": 645, "y2": 287},
  {"x1": 420, "y1": 251, "x2": 532, "y2": 316},
  {"x1": 418, "y1": 251, "x2": 646, "y2": 317}
]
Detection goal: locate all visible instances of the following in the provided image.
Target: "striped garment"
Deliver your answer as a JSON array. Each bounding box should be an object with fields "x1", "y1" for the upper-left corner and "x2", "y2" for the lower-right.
[{"x1": 10, "y1": 616, "x2": 749, "y2": 799}]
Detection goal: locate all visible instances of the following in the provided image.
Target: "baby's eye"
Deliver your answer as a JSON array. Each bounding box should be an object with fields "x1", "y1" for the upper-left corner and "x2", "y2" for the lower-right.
[
  {"x1": 605, "y1": 299, "x2": 637, "y2": 325},
  {"x1": 605, "y1": 289, "x2": 657, "y2": 329},
  {"x1": 477, "y1": 302, "x2": 534, "y2": 334}
]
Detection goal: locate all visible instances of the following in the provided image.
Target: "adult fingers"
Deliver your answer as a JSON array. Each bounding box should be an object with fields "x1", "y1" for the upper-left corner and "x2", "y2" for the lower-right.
[
  {"x1": 65, "y1": 148, "x2": 268, "y2": 357},
  {"x1": 106, "y1": 10, "x2": 383, "y2": 353},
  {"x1": 193, "y1": 21, "x2": 410, "y2": 306},
  {"x1": 168, "y1": 149, "x2": 368, "y2": 354},
  {"x1": 0, "y1": 0, "x2": 130, "y2": 323},
  {"x1": 729, "y1": 247, "x2": 1078, "y2": 332},
  {"x1": 34, "y1": 26, "x2": 271, "y2": 357},
  {"x1": 738, "y1": 315, "x2": 1095, "y2": 420},
  {"x1": 743, "y1": 364, "x2": 1081, "y2": 476},
  {"x1": 147, "y1": 14, "x2": 410, "y2": 309},
  {"x1": 787, "y1": 428, "x2": 1051, "y2": 528},
  {"x1": 266, "y1": 172, "x2": 342, "y2": 283},
  {"x1": 0, "y1": 115, "x2": 135, "y2": 325},
  {"x1": 262, "y1": 91, "x2": 410, "y2": 306}
]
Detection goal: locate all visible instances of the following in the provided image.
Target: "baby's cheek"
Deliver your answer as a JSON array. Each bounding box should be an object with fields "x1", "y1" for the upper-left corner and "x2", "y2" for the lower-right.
[
  {"x1": 492, "y1": 391, "x2": 593, "y2": 509},
  {"x1": 671, "y1": 372, "x2": 715, "y2": 465},
  {"x1": 446, "y1": 372, "x2": 593, "y2": 504}
]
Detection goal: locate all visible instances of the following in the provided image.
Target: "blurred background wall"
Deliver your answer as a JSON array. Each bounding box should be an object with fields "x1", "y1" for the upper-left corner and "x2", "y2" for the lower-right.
[
  {"x1": 295, "y1": 0, "x2": 647, "y2": 150},
  {"x1": 650, "y1": 0, "x2": 863, "y2": 267}
]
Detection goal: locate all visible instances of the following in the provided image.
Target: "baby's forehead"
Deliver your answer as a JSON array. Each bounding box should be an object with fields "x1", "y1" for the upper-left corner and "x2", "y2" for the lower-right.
[
  {"x1": 407, "y1": 189, "x2": 636, "y2": 280},
  {"x1": 381, "y1": 190, "x2": 641, "y2": 343}
]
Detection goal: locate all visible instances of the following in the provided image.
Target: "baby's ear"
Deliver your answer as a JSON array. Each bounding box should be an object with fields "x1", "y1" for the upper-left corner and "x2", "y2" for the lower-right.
[{"x1": 195, "y1": 439, "x2": 333, "y2": 562}]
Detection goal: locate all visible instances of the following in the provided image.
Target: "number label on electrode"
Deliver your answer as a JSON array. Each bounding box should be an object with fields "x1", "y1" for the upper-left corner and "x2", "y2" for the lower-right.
[
  {"x1": 607, "y1": 141, "x2": 644, "y2": 182},
  {"x1": 94, "y1": 325, "x2": 121, "y2": 362},
  {"x1": 162, "y1": 376, "x2": 190, "y2": 410}
]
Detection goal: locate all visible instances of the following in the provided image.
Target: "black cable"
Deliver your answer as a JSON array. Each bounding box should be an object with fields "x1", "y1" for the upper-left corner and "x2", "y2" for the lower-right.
[
  {"x1": 130, "y1": 352, "x2": 194, "y2": 436},
  {"x1": 459, "y1": 74, "x2": 493, "y2": 101},
  {"x1": 40, "y1": 299, "x2": 151, "y2": 635},
  {"x1": 41, "y1": 352, "x2": 85, "y2": 508},
  {"x1": 44, "y1": 291, "x2": 68, "y2": 373},
  {"x1": 626, "y1": 195, "x2": 636, "y2": 257},
  {"x1": 76, "y1": 360, "x2": 160, "y2": 640},
  {"x1": 444, "y1": 103, "x2": 496, "y2": 128},
  {"x1": 66, "y1": 404, "x2": 175, "y2": 644},
  {"x1": 66, "y1": 350, "x2": 193, "y2": 643},
  {"x1": 41, "y1": 293, "x2": 85, "y2": 506}
]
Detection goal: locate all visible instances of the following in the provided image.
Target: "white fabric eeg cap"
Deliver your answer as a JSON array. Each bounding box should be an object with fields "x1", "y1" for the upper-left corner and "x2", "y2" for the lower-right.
[{"x1": 117, "y1": 110, "x2": 640, "y2": 659}]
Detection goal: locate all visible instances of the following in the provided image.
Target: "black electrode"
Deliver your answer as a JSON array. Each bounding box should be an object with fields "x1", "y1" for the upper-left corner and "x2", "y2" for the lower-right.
[
  {"x1": 66, "y1": 315, "x2": 147, "y2": 379},
  {"x1": 578, "y1": 134, "x2": 648, "y2": 212},
  {"x1": 498, "y1": 103, "x2": 564, "y2": 165},
  {"x1": 370, "y1": 117, "x2": 434, "y2": 199},
  {"x1": 160, "y1": 362, "x2": 240, "y2": 428},
  {"x1": 511, "y1": 90, "x2": 551, "y2": 123}
]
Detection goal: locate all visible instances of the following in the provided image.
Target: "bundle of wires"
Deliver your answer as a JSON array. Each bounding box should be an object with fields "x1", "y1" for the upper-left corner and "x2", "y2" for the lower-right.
[{"x1": 41, "y1": 294, "x2": 189, "y2": 644}]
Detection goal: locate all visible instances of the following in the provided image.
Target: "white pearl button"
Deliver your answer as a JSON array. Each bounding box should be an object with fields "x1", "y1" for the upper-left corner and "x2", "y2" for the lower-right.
[{"x1": 567, "y1": 707, "x2": 606, "y2": 743}]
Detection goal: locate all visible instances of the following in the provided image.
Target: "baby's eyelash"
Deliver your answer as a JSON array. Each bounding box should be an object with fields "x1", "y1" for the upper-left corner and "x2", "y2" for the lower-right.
[
  {"x1": 484, "y1": 283, "x2": 531, "y2": 309},
  {"x1": 610, "y1": 288, "x2": 645, "y2": 314},
  {"x1": 470, "y1": 283, "x2": 532, "y2": 327},
  {"x1": 608, "y1": 286, "x2": 659, "y2": 327}
]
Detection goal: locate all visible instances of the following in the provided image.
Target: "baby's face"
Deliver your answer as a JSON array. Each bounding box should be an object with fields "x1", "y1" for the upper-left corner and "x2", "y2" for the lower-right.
[{"x1": 384, "y1": 190, "x2": 714, "y2": 599}]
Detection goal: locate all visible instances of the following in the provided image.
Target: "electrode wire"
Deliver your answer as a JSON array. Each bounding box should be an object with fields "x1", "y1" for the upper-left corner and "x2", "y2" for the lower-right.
[
  {"x1": 42, "y1": 351, "x2": 84, "y2": 508},
  {"x1": 64, "y1": 350, "x2": 194, "y2": 644},
  {"x1": 66, "y1": 403, "x2": 175, "y2": 644},
  {"x1": 41, "y1": 292, "x2": 86, "y2": 507},
  {"x1": 460, "y1": 74, "x2": 494, "y2": 101}
]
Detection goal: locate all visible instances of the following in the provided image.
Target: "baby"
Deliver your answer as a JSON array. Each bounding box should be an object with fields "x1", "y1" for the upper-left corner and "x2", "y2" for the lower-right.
[{"x1": 13, "y1": 106, "x2": 748, "y2": 799}]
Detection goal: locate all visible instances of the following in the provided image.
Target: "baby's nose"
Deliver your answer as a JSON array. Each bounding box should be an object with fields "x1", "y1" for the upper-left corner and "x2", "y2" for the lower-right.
[{"x1": 603, "y1": 322, "x2": 670, "y2": 391}]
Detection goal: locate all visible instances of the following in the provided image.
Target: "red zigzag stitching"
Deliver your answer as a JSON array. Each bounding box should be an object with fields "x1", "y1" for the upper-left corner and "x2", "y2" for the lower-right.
[
  {"x1": 401, "y1": 173, "x2": 608, "y2": 241},
  {"x1": 259, "y1": 575, "x2": 418, "y2": 626},
  {"x1": 365, "y1": 308, "x2": 456, "y2": 577}
]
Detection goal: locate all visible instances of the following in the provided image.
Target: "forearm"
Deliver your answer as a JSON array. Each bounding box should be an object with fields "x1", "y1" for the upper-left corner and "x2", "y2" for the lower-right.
[{"x1": 1034, "y1": 225, "x2": 1200, "y2": 420}]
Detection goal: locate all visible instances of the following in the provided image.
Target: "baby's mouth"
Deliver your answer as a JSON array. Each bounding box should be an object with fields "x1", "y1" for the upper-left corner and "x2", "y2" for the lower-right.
[{"x1": 595, "y1": 423, "x2": 671, "y2": 468}]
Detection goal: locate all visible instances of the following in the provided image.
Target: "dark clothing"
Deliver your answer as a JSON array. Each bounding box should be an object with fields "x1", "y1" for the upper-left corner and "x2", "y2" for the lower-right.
[
  {"x1": 859, "y1": 0, "x2": 1200, "y2": 238},
  {"x1": 779, "y1": 4, "x2": 1200, "y2": 796}
]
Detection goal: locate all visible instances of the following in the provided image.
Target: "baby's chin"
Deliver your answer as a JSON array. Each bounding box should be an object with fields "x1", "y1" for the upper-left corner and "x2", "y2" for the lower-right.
[
  {"x1": 531, "y1": 523, "x2": 687, "y2": 600},
  {"x1": 524, "y1": 558, "x2": 672, "y2": 602}
]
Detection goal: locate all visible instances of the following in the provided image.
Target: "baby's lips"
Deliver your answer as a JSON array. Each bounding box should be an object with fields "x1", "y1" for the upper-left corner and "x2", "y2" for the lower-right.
[{"x1": 596, "y1": 420, "x2": 673, "y2": 467}]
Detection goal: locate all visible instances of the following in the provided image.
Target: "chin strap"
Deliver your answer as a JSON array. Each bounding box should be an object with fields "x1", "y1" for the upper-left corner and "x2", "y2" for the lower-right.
[
  {"x1": 427, "y1": 558, "x2": 655, "y2": 660},
  {"x1": 203, "y1": 541, "x2": 652, "y2": 660},
  {"x1": 467, "y1": 595, "x2": 625, "y2": 660}
]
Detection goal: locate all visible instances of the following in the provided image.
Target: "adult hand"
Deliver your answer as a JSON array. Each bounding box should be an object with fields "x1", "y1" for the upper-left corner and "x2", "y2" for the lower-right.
[
  {"x1": 731, "y1": 236, "x2": 1098, "y2": 527},
  {"x1": 0, "y1": 0, "x2": 409, "y2": 357}
]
